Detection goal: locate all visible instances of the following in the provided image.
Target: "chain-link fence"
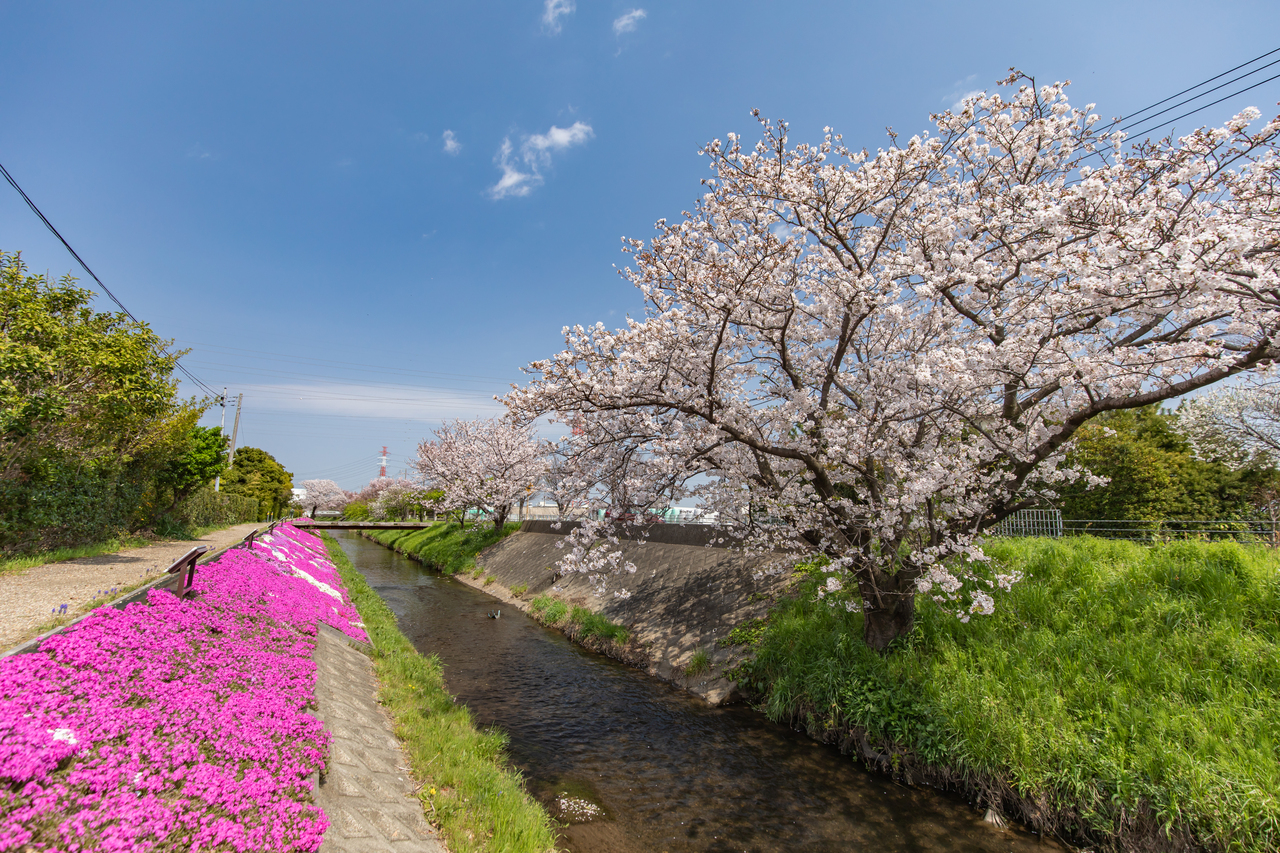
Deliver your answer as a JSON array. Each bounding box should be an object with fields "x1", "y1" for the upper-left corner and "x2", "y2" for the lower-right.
[{"x1": 990, "y1": 508, "x2": 1279, "y2": 545}]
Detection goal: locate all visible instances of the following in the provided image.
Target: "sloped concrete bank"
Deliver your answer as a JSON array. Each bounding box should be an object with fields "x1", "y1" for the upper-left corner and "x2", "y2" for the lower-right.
[{"x1": 368, "y1": 521, "x2": 792, "y2": 704}]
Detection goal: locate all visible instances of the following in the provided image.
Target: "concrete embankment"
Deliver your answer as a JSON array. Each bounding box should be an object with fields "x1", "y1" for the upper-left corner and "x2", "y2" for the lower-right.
[{"x1": 455, "y1": 521, "x2": 791, "y2": 704}]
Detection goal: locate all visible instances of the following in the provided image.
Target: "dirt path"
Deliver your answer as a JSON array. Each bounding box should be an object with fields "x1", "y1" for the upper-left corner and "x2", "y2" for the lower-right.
[{"x1": 0, "y1": 522, "x2": 262, "y2": 651}]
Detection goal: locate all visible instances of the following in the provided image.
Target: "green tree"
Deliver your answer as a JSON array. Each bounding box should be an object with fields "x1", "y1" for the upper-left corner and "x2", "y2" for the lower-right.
[
  {"x1": 220, "y1": 447, "x2": 294, "y2": 519},
  {"x1": 1058, "y1": 406, "x2": 1275, "y2": 522},
  {"x1": 156, "y1": 426, "x2": 228, "y2": 512},
  {"x1": 0, "y1": 251, "x2": 202, "y2": 554}
]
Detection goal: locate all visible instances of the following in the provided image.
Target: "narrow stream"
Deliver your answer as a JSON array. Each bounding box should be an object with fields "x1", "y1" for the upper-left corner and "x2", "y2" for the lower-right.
[{"x1": 336, "y1": 533, "x2": 1055, "y2": 853}]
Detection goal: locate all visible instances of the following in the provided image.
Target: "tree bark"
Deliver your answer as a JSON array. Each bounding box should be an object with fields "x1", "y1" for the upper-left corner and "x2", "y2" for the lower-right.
[
  {"x1": 857, "y1": 570, "x2": 919, "y2": 652},
  {"x1": 861, "y1": 593, "x2": 917, "y2": 652}
]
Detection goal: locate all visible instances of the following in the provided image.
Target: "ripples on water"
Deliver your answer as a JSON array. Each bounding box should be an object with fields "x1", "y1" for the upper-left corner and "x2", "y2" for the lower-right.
[{"x1": 336, "y1": 533, "x2": 1055, "y2": 853}]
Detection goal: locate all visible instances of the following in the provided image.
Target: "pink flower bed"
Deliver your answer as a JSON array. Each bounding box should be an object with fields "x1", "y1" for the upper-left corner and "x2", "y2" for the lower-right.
[{"x1": 0, "y1": 523, "x2": 367, "y2": 852}]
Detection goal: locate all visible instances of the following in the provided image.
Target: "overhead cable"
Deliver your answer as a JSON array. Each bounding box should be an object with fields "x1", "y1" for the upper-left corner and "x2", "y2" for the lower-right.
[
  {"x1": 1119, "y1": 46, "x2": 1280, "y2": 126},
  {"x1": 0, "y1": 160, "x2": 221, "y2": 400},
  {"x1": 1122, "y1": 70, "x2": 1280, "y2": 139}
]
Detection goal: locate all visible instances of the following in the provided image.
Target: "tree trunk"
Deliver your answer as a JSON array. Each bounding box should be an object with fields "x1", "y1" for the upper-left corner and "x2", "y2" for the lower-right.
[
  {"x1": 857, "y1": 569, "x2": 919, "y2": 652},
  {"x1": 861, "y1": 594, "x2": 917, "y2": 652},
  {"x1": 493, "y1": 505, "x2": 510, "y2": 531}
]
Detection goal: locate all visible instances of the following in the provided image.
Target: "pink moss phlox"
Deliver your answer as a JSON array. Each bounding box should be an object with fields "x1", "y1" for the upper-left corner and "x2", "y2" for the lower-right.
[{"x1": 0, "y1": 523, "x2": 363, "y2": 851}]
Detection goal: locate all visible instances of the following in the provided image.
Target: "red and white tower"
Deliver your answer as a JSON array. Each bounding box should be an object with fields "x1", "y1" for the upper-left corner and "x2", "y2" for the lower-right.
[{"x1": 379, "y1": 446, "x2": 388, "y2": 478}]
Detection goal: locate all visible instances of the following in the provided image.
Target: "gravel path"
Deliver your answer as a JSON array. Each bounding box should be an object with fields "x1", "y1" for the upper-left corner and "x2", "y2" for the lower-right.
[{"x1": 0, "y1": 522, "x2": 262, "y2": 651}]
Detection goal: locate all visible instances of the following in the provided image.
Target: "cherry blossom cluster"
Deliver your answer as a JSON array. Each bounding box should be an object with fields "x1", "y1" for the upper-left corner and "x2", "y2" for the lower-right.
[
  {"x1": 0, "y1": 522, "x2": 366, "y2": 851},
  {"x1": 508, "y1": 72, "x2": 1280, "y2": 649}
]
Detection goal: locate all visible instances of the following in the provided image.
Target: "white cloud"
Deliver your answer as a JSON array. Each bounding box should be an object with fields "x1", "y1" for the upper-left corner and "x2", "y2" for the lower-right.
[
  {"x1": 943, "y1": 75, "x2": 983, "y2": 112},
  {"x1": 491, "y1": 138, "x2": 540, "y2": 199},
  {"x1": 542, "y1": 0, "x2": 574, "y2": 33},
  {"x1": 951, "y1": 89, "x2": 983, "y2": 112},
  {"x1": 612, "y1": 8, "x2": 646, "y2": 35},
  {"x1": 488, "y1": 121, "x2": 594, "y2": 199},
  {"x1": 442, "y1": 129, "x2": 462, "y2": 155},
  {"x1": 186, "y1": 143, "x2": 216, "y2": 160}
]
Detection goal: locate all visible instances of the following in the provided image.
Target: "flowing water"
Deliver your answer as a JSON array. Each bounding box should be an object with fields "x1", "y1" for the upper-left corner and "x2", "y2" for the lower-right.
[{"x1": 336, "y1": 533, "x2": 1057, "y2": 853}]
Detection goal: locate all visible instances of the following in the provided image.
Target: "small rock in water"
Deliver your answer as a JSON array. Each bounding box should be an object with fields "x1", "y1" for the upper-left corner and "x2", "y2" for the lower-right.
[{"x1": 983, "y1": 808, "x2": 1007, "y2": 829}]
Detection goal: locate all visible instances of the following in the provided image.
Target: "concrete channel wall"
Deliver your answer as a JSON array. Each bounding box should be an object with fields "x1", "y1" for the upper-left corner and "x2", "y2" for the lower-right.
[{"x1": 456, "y1": 521, "x2": 796, "y2": 705}]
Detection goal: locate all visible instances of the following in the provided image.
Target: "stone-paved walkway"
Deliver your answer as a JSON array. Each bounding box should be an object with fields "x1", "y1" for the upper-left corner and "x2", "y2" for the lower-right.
[{"x1": 313, "y1": 622, "x2": 448, "y2": 853}]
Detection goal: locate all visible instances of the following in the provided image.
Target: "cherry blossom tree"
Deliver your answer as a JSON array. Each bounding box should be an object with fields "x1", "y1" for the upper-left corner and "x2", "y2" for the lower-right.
[
  {"x1": 509, "y1": 73, "x2": 1280, "y2": 650},
  {"x1": 299, "y1": 479, "x2": 347, "y2": 517},
  {"x1": 356, "y1": 476, "x2": 401, "y2": 503},
  {"x1": 368, "y1": 478, "x2": 432, "y2": 520},
  {"x1": 1177, "y1": 376, "x2": 1280, "y2": 463},
  {"x1": 414, "y1": 417, "x2": 547, "y2": 530}
]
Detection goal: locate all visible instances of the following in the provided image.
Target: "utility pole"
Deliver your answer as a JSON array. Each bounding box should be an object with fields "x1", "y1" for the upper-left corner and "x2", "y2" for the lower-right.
[
  {"x1": 214, "y1": 388, "x2": 228, "y2": 492},
  {"x1": 379, "y1": 446, "x2": 388, "y2": 478},
  {"x1": 227, "y1": 393, "x2": 243, "y2": 470}
]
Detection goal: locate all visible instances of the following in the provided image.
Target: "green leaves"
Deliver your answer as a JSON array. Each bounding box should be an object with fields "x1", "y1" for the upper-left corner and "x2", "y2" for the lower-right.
[
  {"x1": 157, "y1": 426, "x2": 229, "y2": 507},
  {"x1": 0, "y1": 250, "x2": 205, "y2": 554},
  {"x1": 0, "y1": 251, "x2": 185, "y2": 470},
  {"x1": 219, "y1": 447, "x2": 294, "y2": 519},
  {"x1": 1058, "y1": 406, "x2": 1280, "y2": 523}
]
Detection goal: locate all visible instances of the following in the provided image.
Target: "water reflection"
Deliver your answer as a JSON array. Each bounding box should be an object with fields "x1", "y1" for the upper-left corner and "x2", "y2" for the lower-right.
[{"x1": 336, "y1": 533, "x2": 1054, "y2": 853}]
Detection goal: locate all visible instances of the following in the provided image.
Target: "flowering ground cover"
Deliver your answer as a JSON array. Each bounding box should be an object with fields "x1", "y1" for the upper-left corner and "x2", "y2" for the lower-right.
[{"x1": 0, "y1": 522, "x2": 367, "y2": 852}]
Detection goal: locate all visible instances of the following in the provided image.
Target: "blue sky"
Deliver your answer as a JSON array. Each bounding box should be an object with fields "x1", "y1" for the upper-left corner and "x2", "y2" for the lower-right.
[{"x1": 3, "y1": 1, "x2": 1280, "y2": 489}]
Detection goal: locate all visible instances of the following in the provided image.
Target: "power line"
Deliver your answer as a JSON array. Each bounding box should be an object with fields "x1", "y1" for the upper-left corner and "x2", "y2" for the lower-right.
[
  {"x1": 1123, "y1": 71, "x2": 1280, "y2": 140},
  {"x1": 1063, "y1": 48, "x2": 1280, "y2": 178},
  {"x1": 1120, "y1": 55, "x2": 1280, "y2": 133},
  {"x1": 0, "y1": 160, "x2": 221, "y2": 399},
  {"x1": 1121, "y1": 46, "x2": 1280, "y2": 126}
]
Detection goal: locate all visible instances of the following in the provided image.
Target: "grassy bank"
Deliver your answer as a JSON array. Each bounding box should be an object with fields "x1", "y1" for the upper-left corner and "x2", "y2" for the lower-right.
[
  {"x1": 320, "y1": 532, "x2": 559, "y2": 853},
  {"x1": 529, "y1": 594, "x2": 629, "y2": 644},
  {"x1": 363, "y1": 521, "x2": 520, "y2": 575},
  {"x1": 734, "y1": 537, "x2": 1280, "y2": 852}
]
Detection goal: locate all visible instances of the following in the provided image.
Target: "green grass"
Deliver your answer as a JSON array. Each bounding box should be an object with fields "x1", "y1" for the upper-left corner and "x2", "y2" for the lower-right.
[
  {"x1": 684, "y1": 648, "x2": 710, "y2": 677},
  {"x1": 0, "y1": 534, "x2": 152, "y2": 576},
  {"x1": 529, "y1": 595, "x2": 568, "y2": 624},
  {"x1": 736, "y1": 536, "x2": 1280, "y2": 852},
  {"x1": 320, "y1": 533, "x2": 559, "y2": 853},
  {"x1": 528, "y1": 594, "x2": 629, "y2": 644},
  {"x1": 0, "y1": 518, "x2": 252, "y2": 577},
  {"x1": 364, "y1": 522, "x2": 520, "y2": 575},
  {"x1": 510, "y1": 582, "x2": 528, "y2": 597}
]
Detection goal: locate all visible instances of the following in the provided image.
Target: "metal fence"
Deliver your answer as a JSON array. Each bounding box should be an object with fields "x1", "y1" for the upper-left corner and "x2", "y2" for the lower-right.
[
  {"x1": 990, "y1": 508, "x2": 1278, "y2": 545},
  {"x1": 990, "y1": 508, "x2": 1064, "y2": 538}
]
